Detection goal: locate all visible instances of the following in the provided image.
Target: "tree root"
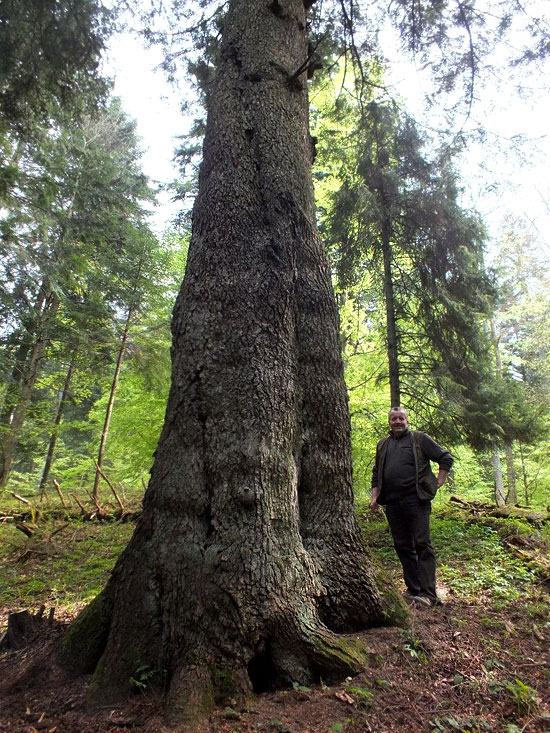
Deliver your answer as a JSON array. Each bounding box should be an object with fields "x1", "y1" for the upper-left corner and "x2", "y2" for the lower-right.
[{"x1": 59, "y1": 590, "x2": 113, "y2": 673}]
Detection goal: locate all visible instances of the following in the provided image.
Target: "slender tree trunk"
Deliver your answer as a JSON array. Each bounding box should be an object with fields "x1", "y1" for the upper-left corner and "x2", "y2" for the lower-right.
[
  {"x1": 381, "y1": 214, "x2": 400, "y2": 407},
  {"x1": 0, "y1": 338, "x2": 31, "y2": 427},
  {"x1": 92, "y1": 308, "x2": 133, "y2": 499},
  {"x1": 0, "y1": 285, "x2": 48, "y2": 427},
  {"x1": 492, "y1": 443, "x2": 505, "y2": 507},
  {"x1": 489, "y1": 319, "x2": 506, "y2": 505},
  {"x1": 62, "y1": 1, "x2": 386, "y2": 722},
  {"x1": 519, "y1": 441, "x2": 530, "y2": 506},
  {"x1": 504, "y1": 440, "x2": 517, "y2": 505},
  {"x1": 0, "y1": 291, "x2": 59, "y2": 490},
  {"x1": 38, "y1": 353, "x2": 78, "y2": 498}
]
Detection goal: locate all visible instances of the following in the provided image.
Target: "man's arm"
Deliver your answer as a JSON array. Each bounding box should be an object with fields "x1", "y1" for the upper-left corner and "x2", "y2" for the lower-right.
[
  {"x1": 421, "y1": 434, "x2": 453, "y2": 487},
  {"x1": 436, "y1": 469, "x2": 449, "y2": 488},
  {"x1": 371, "y1": 445, "x2": 380, "y2": 510}
]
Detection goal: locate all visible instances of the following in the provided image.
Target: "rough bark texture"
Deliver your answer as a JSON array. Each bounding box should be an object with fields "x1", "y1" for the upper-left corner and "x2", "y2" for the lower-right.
[{"x1": 62, "y1": 0, "x2": 386, "y2": 722}]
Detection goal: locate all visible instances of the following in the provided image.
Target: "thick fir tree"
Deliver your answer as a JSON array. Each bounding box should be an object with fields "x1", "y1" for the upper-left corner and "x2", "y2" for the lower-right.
[{"x1": 62, "y1": 0, "x2": 386, "y2": 723}]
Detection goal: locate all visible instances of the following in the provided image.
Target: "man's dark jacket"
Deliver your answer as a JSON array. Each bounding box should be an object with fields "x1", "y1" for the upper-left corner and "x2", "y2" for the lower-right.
[{"x1": 372, "y1": 430, "x2": 453, "y2": 504}]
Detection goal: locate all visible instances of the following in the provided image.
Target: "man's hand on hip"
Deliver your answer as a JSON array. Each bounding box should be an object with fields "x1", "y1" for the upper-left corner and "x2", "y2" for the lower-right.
[{"x1": 437, "y1": 469, "x2": 449, "y2": 488}]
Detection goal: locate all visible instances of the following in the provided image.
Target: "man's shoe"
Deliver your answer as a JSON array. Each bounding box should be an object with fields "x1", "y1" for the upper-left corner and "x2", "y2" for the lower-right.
[
  {"x1": 413, "y1": 595, "x2": 434, "y2": 607},
  {"x1": 403, "y1": 590, "x2": 419, "y2": 602}
]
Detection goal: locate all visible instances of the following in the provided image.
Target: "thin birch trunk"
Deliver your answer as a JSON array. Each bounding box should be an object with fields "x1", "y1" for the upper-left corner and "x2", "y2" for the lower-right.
[
  {"x1": 504, "y1": 440, "x2": 517, "y2": 505},
  {"x1": 489, "y1": 318, "x2": 507, "y2": 505},
  {"x1": 519, "y1": 441, "x2": 530, "y2": 506},
  {"x1": 92, "y1": 306, "x2": 133, "y2": 499},
  {"x1": 492, "y1": 443, "x2": 505, "y2": 507}
]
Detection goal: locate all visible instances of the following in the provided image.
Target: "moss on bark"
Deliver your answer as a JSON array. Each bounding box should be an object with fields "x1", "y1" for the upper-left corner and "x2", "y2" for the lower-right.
[{"x1": 59, "y1": 590, "x2": 113, "y2": 674}]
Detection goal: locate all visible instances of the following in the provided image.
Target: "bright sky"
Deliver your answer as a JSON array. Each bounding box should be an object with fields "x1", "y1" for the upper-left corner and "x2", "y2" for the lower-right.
[
  {"x1": 106, "y1": 32, "x2": 186, "y2": 233},
  {"x1": 107, "y1": 25, "x2": 550, "y2": 256},
  {"x1": 380, "y1": 22, "x2": 550, "y2": 259}
]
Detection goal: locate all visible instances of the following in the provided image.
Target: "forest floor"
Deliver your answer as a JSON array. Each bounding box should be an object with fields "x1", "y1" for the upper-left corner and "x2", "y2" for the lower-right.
[{"x1": 0, "y1": 500, "x2": 549, "y2": 733}]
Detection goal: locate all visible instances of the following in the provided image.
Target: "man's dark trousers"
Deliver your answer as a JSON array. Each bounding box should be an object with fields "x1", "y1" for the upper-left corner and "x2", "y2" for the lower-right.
[{"x1": 385, "y1": 495, "x2": 436, "y2": 600}]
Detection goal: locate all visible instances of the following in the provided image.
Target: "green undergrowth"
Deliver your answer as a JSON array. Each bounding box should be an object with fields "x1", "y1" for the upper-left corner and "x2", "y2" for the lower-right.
[
  {"x1": 1, "y1": 498, "x2": 549, "y2": 630},
  {"x1": 0, "y1": 520, "x2": 134, "y2": 616},
  {"x1": 361, "y1": 507, "x2": 549, "y2": 606}
]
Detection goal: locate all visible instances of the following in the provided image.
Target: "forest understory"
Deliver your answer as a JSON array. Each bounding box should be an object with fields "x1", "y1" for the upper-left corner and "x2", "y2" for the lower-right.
[{"x1": 1, "y1": 503, "x2": 549, "y2": 733}]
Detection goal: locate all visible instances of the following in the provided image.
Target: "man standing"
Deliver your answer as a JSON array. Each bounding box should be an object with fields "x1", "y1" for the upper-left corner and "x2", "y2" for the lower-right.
[{"x1": 371, "y1": 406, "x2": 453, "y2": 607}]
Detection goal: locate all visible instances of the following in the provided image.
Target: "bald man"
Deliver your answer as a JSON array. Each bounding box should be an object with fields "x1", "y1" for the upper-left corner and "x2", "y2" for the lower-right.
[{"x1": 371, "y1": 407, "x2": 453, "y2": 607}]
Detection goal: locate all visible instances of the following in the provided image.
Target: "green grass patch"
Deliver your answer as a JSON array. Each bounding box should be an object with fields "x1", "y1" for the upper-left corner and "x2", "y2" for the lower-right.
[
  {"x1": 433, "y1": 518, "x2": 539, "y2": 603},
  {"x1": 0, "y1": 520, "x2": 133, "y2": 618},
  {"x1": 362, "y1": 510, "x2": 542, "y2": 604}
]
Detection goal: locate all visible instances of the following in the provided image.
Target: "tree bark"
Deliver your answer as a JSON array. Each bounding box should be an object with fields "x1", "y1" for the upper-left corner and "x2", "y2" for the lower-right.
[
  {"x1": 92, "y1": 307, "x2": 133, "y2": 499},
  {"x1": 492, "y1": 443, "x2": 505, "y2": 507},
  {"x1": 519, "y1": 441, "x2": 530, "y2": 506},
  {"x1": 38, "y1": 352, "x2": 78, "y2": 498},
  {"x1": 62, "y1": 0, "x2": 385, "y2": 723},
  {"x1": 504, "y1": 440, "x2": 517, "y2": 505}
]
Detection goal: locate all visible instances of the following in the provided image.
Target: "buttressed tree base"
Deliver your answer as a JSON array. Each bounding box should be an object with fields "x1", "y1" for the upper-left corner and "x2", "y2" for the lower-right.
[{"x1": 61, "y1": 0, "x2": 387, "y2": 723}]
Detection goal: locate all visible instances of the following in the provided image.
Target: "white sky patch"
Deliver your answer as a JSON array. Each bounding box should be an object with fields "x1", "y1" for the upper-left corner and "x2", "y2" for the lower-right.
[
  {"x1": 378, "y1": 16, "x2": 550, "y2": 258},
  {"x1": 105, "y1": 31, "x2": 190, "y2": 233},
  {"x1": 106, "y1": 18, "x2": 550, "y2": 256}
]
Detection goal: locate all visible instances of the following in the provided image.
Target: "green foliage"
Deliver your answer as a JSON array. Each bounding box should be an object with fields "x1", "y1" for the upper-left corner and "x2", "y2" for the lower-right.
[
  {"x1": 488, "y1": 678, "x2": 540, "y2": 715},
  {"x1": 401, "y1": 631, "x2": 428, "y2": 664},
  {"x1": 433, "y1": 519, "x2": 538, "y2": 602},
  {"x1": 130, "y1": 664, "x2": 155, "y2": 692},
  {"x1": 0, "y1": 0, "x2": 113, "y2": 136},
  {"x1": 0, "y1": 521, "x2": 133, "y2": 610},
  {"x1": 312, "y1": 60, "x2": 506, "y2": 456},
  {"x1": 0, "y1": 86, "x2": 187, "y2": 494},
  {"x1": 347, "y1": 686, "x2": 373, "y2": 708},
  {"x1": 504, "y1": 678, "x2": 540, "y2": 714},
  {"x1": 430, "y1": 716, "x2": 492, "y2": 732}
]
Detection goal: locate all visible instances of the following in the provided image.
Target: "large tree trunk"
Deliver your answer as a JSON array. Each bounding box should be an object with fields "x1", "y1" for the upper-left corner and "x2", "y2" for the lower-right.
[{"x1": 62, "y1": 0, "x2": 385, "y2": 723}]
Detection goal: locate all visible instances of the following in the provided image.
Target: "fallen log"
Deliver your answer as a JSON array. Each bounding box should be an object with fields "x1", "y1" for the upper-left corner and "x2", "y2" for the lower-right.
[
  {"x1": 503, "y1": 540, "x2": 550, "y2": 581},
  {"x1": 449, "y1": 495, "x2": 549, "y2": 523},
  {"x1": 14, "y1": 522, "x2": 33, "y2": 538}
]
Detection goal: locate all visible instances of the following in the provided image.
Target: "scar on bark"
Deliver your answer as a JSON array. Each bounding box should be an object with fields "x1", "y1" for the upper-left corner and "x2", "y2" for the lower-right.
[{"x1": 270, "y1": 0, "x2": 286, "y2": 18}]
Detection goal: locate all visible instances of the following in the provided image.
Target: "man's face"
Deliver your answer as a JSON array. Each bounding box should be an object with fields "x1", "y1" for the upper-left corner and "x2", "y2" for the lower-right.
[{"x1": 389, "y1": 410, "x2": 408, "y2": 436}]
